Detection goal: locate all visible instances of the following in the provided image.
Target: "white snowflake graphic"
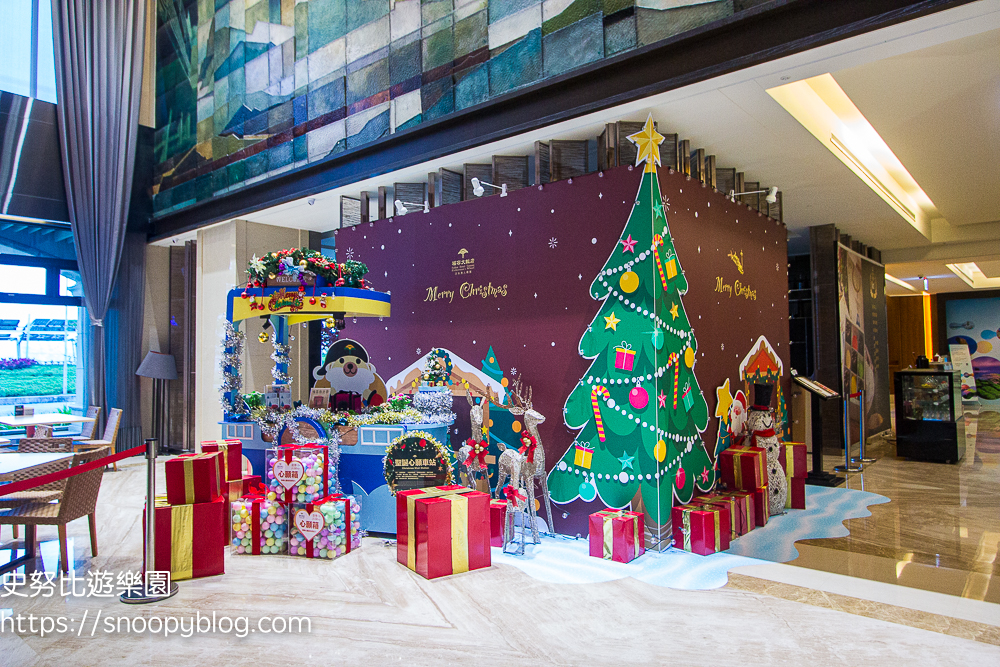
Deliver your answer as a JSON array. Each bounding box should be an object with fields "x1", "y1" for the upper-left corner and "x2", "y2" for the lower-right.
[
  {"x1": 662, "y1": 197, "x2": 670, "y2": 210},
  {"x1": 510, "y1": 367, "x2": 517, "y2": 376},
  {"x1": 416, "y1": 348, "x2": 422, "y2": 356},
  {"x1": 548, "y1": 237, "x2": 558, "y2": 249},
  {"x1": 345, "y1": 248, "x2": 355, "y2": 260}
]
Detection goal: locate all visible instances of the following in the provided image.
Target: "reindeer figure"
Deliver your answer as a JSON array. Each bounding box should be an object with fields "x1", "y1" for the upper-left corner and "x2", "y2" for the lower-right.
[
  {"x1": 501, "y1": 483, "x2": 529, "y2": 555},
  {"x1": 456, "y1": 438, "x2": 489, "y2": 491},
  {"x1": 507, "y1": 380, "x2": 554, "y2": 539},
  {"x1": 462, "y1": 385, "x2": 500, "y2": 490}
]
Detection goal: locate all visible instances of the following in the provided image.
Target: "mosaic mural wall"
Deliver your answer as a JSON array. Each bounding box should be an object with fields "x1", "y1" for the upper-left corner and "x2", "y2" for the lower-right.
[{"x1": 154, "y1": 0, "x2": 748, "y2": 216}]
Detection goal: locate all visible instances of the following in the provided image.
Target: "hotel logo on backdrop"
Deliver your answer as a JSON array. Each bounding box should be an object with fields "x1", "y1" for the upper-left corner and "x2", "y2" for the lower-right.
[{"x1": 452, "y1": 248, "x2": 475, "y2": 276}]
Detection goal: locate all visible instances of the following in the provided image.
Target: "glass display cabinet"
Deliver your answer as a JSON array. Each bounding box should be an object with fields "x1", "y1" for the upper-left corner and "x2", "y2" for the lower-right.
[{"x1": 894, "y1": 369, "x2": 965, "y2": 463}]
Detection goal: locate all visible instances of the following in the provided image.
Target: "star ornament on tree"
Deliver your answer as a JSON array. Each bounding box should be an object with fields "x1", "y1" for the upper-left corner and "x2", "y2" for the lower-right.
[
  {"x1": 626, "y1": 114, "x2": 665, "y2": 173},
  {"x1": 620, "y1": 234, "x2": 638, "y2": 253},
  {"x1": 604, "y1": 312, "x2": 621, "y2": 330}
]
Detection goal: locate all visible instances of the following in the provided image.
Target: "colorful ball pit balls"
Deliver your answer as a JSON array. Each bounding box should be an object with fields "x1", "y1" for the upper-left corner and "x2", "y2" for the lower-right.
[
  {"x1": 266, "y1": 450, "x2": 334, "y2": 503},
  {"x1": 231, "y1": 499, "x2": 287, "y2": 555},
  {"x1": 289, "y1": 498, "x2": 361, "y2": 558}
]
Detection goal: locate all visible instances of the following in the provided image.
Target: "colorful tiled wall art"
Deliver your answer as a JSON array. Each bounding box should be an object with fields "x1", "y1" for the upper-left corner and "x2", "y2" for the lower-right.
[{"x1": 154, "y1": 0, "x2": 740, "y2": 216}]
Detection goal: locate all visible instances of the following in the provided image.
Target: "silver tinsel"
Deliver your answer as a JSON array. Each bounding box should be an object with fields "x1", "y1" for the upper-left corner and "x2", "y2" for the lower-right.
[
  {"x1": 270, "y1": 339, "x2": 293, "y2": 384},
  {"x1": 220, "y1": 322, "x2": 247, "y2": 418},
  {"x1": 252, "y1": 406, "x2": 342, "y2": 492},
  {"x1": 411, "y1": 390, "x2": 457, "y2": 425}
]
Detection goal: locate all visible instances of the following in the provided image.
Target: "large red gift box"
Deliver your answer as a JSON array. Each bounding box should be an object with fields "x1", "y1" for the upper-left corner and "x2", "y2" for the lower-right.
[
  {"x1": 779, "y1": 442, "x2": 807, "y2": 478},
  {"x1": 719, "y1": 445, "x2": 767, "y2": 491},
  {"x1": 750, "y1": 485, "x2": 769, "y2": 526},
  {"x1": 716, "y1": 490, "x2": 754, "y2": 535},
  {"x1": 396, "y1": 485, "x2": 491, "y2": 579},
  {"x1": 144, "y1": 496, "x2": 226, "y2": 580},
  {"x1": 589, "y1": 510, "x2": 645, "y2": 563},
  {"x1": 693, "y1": 494, "x2": 738, "y2": 540},
  {"x1": 200, "y1": 439, "x2": 243, "y2": 482},
  {"x1": 672, "y1": 503, "x2": 730, "y2": 555},
  {"x1": 787, "y1": 477, "x2": 806, "y2": 510},
  {"x1": 164, "y1": 452, "x2": 223, "y2": 506},
  {"x1": 489, "y1": 499, "x2": 507, "y2": 548}
]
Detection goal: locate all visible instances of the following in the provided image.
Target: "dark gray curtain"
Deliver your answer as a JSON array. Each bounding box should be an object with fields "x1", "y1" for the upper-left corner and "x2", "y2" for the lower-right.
[
  {"x1": 105, "y1": 231, "x2": 146, "y2": 452},
  {"x1": 51, "y1": 0, "x2": 146, "y2": 418}
]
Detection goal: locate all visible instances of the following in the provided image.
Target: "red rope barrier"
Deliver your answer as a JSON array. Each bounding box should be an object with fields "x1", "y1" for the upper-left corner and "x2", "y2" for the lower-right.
[
  {"x1": 0, "y1": 443, "x2": 147, "y2": 497},
  {"x1": 848, "y1": 391, "x2": 862, "y2": 398}
]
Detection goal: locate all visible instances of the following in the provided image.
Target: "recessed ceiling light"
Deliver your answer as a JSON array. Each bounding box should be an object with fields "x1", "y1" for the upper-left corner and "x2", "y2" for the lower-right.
[{"x1": 946, "y1": 262, "x2": 1000, "y2": 289}]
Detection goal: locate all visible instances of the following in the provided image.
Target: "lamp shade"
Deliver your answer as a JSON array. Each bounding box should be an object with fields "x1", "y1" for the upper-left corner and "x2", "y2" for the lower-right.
[{"x1": 136, "y1": 351, "x2": 178, "y2": 380}]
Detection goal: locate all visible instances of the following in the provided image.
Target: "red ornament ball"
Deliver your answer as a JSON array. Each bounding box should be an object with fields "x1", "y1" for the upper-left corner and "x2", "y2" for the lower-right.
[
  {"x1": 309, "y1": 297, "x2": 316, "y2": 305},
  {"x1": 675, "y1": 467, "x2": 686, "y2": 489},
  {"x1": 629, "y1": 386, "x2": 649, "y2": 410},
  {"x1": 241, "y1": 291, "x2": 248, "y2": 299}
]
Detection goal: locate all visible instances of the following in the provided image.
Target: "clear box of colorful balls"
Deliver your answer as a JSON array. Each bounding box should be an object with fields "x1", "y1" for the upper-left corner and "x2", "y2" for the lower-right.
[{"x1": 230, "y1": 444, "x2": 361, "y2": 559}]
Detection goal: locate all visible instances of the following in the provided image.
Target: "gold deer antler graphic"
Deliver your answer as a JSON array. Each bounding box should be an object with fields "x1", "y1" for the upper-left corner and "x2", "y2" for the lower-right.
[{"x1": 728, "y1": 250, "x2": 744, "y2": 274}]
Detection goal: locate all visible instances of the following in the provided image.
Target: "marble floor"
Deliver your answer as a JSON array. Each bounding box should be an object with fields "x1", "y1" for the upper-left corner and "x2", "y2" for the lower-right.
[
  {"x1": 1, "y1": 450, "x2": 998, "y2": 665},
  {"x1": 789, "y1": 405, "x2": 1000, "y2": 603}
]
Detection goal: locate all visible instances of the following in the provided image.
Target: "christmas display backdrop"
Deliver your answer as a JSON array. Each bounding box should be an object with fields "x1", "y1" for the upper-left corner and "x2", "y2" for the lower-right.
[{"x1": 335, "y1": 120, "x2": 789, "y2": 536}]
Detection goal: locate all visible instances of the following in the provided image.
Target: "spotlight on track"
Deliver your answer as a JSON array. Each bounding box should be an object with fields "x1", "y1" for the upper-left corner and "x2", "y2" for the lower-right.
[
  {"x1": 470, "y1": 177, "x2": 507, "y2": 197},
  {"x1": 728, "y1": 186, "x2": 779, "y2": 205},
  {"x1": 394, "y1": 199, "x2": 429, "y2": 216}
]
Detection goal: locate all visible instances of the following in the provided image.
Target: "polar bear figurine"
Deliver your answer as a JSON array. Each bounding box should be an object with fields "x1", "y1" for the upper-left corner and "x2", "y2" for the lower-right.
[{"x1": 745, "y1": 383, "x2": 786, "y2": 517}]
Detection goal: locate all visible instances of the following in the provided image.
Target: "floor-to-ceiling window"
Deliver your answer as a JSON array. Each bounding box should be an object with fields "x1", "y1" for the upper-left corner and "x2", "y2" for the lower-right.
[{"x1": 0, "y1": 0, "x2": 56, "y2": 103}]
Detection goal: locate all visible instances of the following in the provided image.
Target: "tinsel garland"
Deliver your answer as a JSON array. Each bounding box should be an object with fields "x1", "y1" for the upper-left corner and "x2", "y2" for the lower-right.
[
  {"x1": 270, "y1": 338, "x2": 293, "y2": 384},
  {"x1": 219, "y1": 322, "x2": 247, "y2": 418},
  {"x1": 345, "y1": 407, "x2": 425, "y2": 427},
  {"x1": 412, "y1": 390, "x2": 456, "y2": 425},
  {"x1": 245, "y1": 248, "x2": 369, "y2": 289}
]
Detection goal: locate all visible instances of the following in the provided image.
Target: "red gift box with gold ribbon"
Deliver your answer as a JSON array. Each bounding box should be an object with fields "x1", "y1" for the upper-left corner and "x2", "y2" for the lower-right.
[
  {"x1": 693, "y1": 494, "x2": 739, "y2": 540},
  {"x1": 715, "y1": 490, "x2": 754, "y2": 535},
  {"x1": 164, "y1": 452, "x2": 223, "y2": 506},
  {"x1": 144, "y1": 495, "x2": 226, "y2": 580},
  {"x1": 750, "y1": 485, "x2": 769, "y2": 526},
  {"x1": 719, "y1": 445, "x2": 767, "y2": 491},
  {"x1": 200, "y1": 439, "x2": 243, "y2": 482},
  {"x1": 779, "y1": 442, "x2": 807, "y2": 478},
  {"x1": 396, "y1": 485, "x2": 491, "y2": 579},
  {"x1": 787, "y1": 477, "x2": 806, "y2": 510},
  {"x1": 588, "y1": 509, "x2": 645, "y2": 563},
  {"x1": 489, "y1": 499, "x2": 507, "y2": 548},
  {"x1": 672, "y1": 503, "x2": 730, "y2": 555}
]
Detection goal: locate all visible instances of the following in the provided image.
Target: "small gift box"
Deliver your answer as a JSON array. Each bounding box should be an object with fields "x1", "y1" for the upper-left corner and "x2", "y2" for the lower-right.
[
  {"x1": 693, "y1": 494, "x2": 738, "y2": 540},
  {"x1": 716, "y1": 490, "x2": 754, "y2": 536},
  {"x1": 750, "y1": 485, "x2": 769, "y2": 526},
  {"x1": 489, "y1": 499, "x2": 507, "y2": 548},
  {"x1": 266, "y1": 444, "x2": 333, "y2": 504},
  {"x1": 786, "y1": 477, "x2": 806, "y2": 510},
  {"x1": 779, "y1": 442, "x2": 807, "y2": 479},
  {"x1": 614, "y1": 342, "x2": 636, "y2": 372},
  {"x1": 396, "y1": 485, "x2": 490, "y2": 579},
  {"x1": 289, "y1": 494, "x2": 361, "y2": 559},
  {"x1": 672, "y1": 503, "x2": 730, "y2": 556},
  {"x1": 241, "y1": 474, "x2": 262, "y2": 496},
  {"x1": 664, "y1": 251, "x2": 678, "y2": 280},
  {"x1": 164, "y1": 452, "x2": 223, "y2": 506},
  {"x1": 589, "y1": 509, "x2": 645, "y2": 563},
  {"x1": 681, "y1": 382, "x2": 694, "y2": 411},
  {"x1": 573, "y1": 444, "x2": 593, "y2": 468},
  {"x1": 200, "y1": 439, "x2": 243, "y2": 482},
  {"x1": 144, "y1": 496, "x2": 226, "y2": 580},
  {"x1": 231, "y1": 494, "x2": 287, "y2": 555},
  {"x1": 719, "y1": 445, "x2": 766, "y2": 492}
]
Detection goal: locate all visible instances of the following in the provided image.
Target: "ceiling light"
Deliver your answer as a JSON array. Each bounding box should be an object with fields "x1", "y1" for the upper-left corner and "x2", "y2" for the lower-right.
[
  {"x1": 946, "y1": 262, "x2": 1000, "y2": 289},
  {"x1": 767, "y1": 74, "x2": 939, "y2": 238},
  {"x1": 470, "y1": 177, "x2": 507, "y2": 197},
  {"x1": 884, "y1": 273, "x2": 916, "y2": 291}
]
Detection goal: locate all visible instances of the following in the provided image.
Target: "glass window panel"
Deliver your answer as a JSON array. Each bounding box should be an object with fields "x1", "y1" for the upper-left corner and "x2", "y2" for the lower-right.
[
  {"x1": 59, "y1": 269, "x2": 82, "y2": 297},
  {"x1": 0, "y1": 264, "x2": 46, "y2": 295},
  {"x1": 36, "y1": 0, "x2": 56, "y2": 103},
  {"x1": 0, "y1": 0, "x2": 33, "y2": 98}
]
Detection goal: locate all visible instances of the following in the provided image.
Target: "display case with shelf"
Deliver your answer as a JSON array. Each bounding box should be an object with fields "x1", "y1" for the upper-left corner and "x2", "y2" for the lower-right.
[{"x1": 894, "y1": 369, "x2": 965, "y2": 463}]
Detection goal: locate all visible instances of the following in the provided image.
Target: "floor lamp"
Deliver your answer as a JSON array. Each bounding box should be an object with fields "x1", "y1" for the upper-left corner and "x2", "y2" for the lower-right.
[{"x1": 136, "y1": 351, "x2": 177, "y2": 454}]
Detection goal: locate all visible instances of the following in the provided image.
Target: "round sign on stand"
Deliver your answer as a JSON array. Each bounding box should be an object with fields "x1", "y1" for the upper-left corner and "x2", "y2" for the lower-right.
[{"x1": 383, "y1": 431, "x2": 454, "y2": 495}]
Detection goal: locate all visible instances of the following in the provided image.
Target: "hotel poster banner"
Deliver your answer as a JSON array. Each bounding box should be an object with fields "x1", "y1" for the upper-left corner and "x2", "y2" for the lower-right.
[{"x1": 838, "y1": 244, "x2": 891, "y2": 438}]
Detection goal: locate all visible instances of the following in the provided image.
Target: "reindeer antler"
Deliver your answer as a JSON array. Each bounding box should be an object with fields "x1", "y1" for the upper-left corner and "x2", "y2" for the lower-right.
[
  {"x1": 509, "y1": 378, "x2": 532, "y2": 411},
  {"x1": 469, "y1": 383, "x2": 506, "y2": 408}
]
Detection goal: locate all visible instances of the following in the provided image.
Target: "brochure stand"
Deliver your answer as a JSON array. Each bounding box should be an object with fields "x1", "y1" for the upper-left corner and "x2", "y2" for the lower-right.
[{"x1": 791, "y1": 370, "x2": 843, "y2": 487}]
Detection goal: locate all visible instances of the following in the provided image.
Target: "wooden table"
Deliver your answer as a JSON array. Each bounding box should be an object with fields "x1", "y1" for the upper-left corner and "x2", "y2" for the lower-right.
[
  {"x1": 0, "y1": 413, "x2": 95, "y2": 438},
  {"x1": 0, "y1": 452, "x2": 74, "y2": 574}
]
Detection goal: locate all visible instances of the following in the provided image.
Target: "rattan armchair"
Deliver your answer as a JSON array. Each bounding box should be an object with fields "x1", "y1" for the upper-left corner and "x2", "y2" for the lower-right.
[
  {"x1": 74, "y1": 407, "x2": 121, "y2": 471},
  {"x1": 77, "y1": 406, "x2": 101, "y2": 440},
  {"x1": 0, "y1": 447, "x2": 109, "y2": 573},
  {"x1": 17, "y1": 437, "x2": 73, "y2": 453}
]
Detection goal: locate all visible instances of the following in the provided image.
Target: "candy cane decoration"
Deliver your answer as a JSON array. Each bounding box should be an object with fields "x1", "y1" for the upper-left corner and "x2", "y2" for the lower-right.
[
  {"x1": 652, "y1": 234, "x2": 669, "y2": 291},
  {"x1": 591, "y1": 385, "x2": 610, "y2": 442},
  {"x1": 665, "y1": 353, "x2": 680, "y2": 408}
]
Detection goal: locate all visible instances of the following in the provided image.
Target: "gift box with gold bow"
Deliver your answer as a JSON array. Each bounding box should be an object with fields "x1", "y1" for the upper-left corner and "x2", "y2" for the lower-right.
[
  {"x1": 144, "y1": 495, "x2": 226, "y2": 581},
  {"x1": 719, "y1": 445, "x2": 766, "y2": 492},
  {"x1": 396, "y1": 485, "x2": 491, "y2": 579},
  {"x1": 714, "y1": 490, "x2": 754, "y2": 535},
  {"x1": 750, "y1": 485, "x2": 769, "y2": 526},
  {"x1": 778, "y1": 442, "x2": 807, "y2": 479},
  {"x1": 164, "y1": 452, "x2": 224, "y2": 506},
  {"x1": 200, "y1": 439, "x2": 243, "y2": 482},
  {"x1": 588, "y1": 509, "x2": 645, "y2": 563},
  {"x1": 672, "y1": 503, "x2": 730, "y2": 555},
  {"x1": 693, "y1": 494, "x2": 739, "y2": 540},
  {"x1": 787, "y1": 477, "x2": 806, "y2": 510}
]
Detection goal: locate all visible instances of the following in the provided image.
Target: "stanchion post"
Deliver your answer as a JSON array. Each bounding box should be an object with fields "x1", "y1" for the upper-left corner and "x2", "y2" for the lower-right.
[
  {"x1": 834, "y1": 395, "x2": 862, "y2": 473},
  {"x1": 852, "y1": 388, "x2": 876, "y2": 464},
  {"x1": 120, "y1": 438, "x2": 179, "y2": 604}
]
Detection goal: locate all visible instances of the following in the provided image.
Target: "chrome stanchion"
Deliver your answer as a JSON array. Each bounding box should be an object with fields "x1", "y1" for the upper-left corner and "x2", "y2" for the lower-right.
[
  {"x1": 121, "y1": 438, "x2": 179, "y2": 604},
  {"x1": 834, "y1": 394, "x2": 862, "y2": 473},
  {"x1": 852, "y1": 388, "x2": 876, "y2": 464}
]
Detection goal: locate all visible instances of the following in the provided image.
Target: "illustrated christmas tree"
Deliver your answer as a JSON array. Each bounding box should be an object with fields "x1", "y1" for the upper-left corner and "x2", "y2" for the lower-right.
[{"x1": 547, "y1": 115, "x2": 715, "y2": 530}]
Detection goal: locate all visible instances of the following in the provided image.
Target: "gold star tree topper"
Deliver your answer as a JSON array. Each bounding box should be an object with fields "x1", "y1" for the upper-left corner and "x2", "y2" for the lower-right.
[{"x1": 626, "y1": 114, "x2": 664, "y2": 173}]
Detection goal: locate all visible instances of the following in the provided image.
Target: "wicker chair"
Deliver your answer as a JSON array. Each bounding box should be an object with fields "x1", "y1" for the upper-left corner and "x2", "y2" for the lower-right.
[
  {"x1": 28, "y1": 425, "x2": 54, "y2": 438},
  {"x1": 0, "y1": 447, "x2": 109, "y2": 573},
  {"x1": 74, "y1": 407, "x2": 121, "y2": 471},
  {"x1": 1, "y1": 443, "x2": 74, "y2": 540},
  {"x1": 17, "y1": 437, "x2": 73, "y2": 453},
  {"x1": 78, "y1": 406, "x2": 101, "y2": 440}
]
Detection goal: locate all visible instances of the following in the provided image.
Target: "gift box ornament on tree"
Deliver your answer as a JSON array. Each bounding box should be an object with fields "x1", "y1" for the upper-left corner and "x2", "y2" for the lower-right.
[
  {"x1": 548, "y1": 115, "x2": 716, "y2": 531},
  {"x1": 588, "y1": 509, "x2": 645, "y2": 563}
]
